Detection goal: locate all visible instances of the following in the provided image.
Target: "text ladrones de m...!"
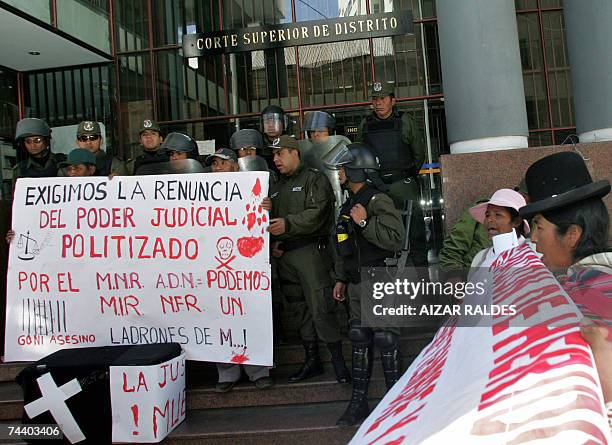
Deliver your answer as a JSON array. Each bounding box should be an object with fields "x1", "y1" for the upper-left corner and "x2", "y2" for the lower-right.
[{"x1": 6, "y1": 173, "x2": 274, "y2": 366}]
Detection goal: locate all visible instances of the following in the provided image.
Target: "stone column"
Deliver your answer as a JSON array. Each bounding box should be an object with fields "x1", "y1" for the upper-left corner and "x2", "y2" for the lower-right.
[
  {"x1": 564, "y1": 0, "x2": 612, "y2": 142},
  {"x1": 436, "y1": 0, "x2": 529, "y2": 154}
]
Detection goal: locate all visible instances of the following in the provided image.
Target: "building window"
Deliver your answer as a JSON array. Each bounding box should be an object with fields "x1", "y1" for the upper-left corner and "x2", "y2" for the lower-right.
[{"x1": 516, "y1": 0, "x2": 574, "y2": 145}]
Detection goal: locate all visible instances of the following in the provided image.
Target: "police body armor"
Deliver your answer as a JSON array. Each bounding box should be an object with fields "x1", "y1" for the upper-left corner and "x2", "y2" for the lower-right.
[
  {"x1": 17, "y1": 152, "x2": 66, "y2": 178},
  {"x1": 133, "y1": 150, "x2": 169, "y2": 175},
  {"x1": 238, "y1": 155, "x2": 278, "y2": 187},
  {"x1": 95, "y1": 151, "x2": 116, "y2": 177},
  {"x1": 237, "y1": 155, "x2": 268, "y2": 172},
  {"x1": 362, "y1": 112, "x2": 416, "y2": 180},
  {"x1": 299, "y1": 135, "x2": 349, "y2": 212},
  {"x1": 335, "y1": 186, "x2": 395, "y2": 283},
  {"x1": 136, "y1": 158, "x2": 206, "y2": 175}
]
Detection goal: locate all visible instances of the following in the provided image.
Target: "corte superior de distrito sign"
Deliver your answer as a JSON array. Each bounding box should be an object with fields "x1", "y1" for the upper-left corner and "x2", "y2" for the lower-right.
[{"x1": 182, "y1": 11, "x2": 413, "y2": 57}]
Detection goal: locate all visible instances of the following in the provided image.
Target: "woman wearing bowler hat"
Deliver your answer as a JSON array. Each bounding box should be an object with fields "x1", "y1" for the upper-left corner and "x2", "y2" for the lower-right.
[{"x1": 520, "y1": 151, "x2": 611, "y2": 419}]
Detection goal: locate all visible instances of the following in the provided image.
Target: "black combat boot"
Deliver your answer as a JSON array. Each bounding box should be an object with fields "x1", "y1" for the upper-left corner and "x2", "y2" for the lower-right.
[
  {"x1": 272, "y1": 302, "x2": 285, "y2": 345},
  {"x1": 336, "y1": 343, "x2": 373, "y2": 426},
  {"x1": 379, "y1": 343, "x2": 402, "y2": 390},
  {"x1": 327, "y1": 341, "x2": 351, "y2": 383},
  {"x1": 288, "y1": 341, "x2": 324, "y2": 383}
]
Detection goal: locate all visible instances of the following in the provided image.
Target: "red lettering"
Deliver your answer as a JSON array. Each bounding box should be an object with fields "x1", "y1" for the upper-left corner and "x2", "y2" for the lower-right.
[
  {"x1": 57, "y1": 272, "x2": 79, "y2": 293},
  {"x1": 152, "y1": 390, "x2": 185, "y2": 439},
  {"x1": 364, "y1": 326, "x2": 455, "y2": 438},
  {"x1": 122, "y1": 373, "x2": 135, "y2": 392},
  {"x1": 131, "y1": 404, "x2": 139, "y2": 436}
]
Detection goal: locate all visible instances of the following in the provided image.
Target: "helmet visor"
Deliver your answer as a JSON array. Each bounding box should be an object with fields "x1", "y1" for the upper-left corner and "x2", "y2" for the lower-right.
[
  {"x1": 304, "y1": 112, "x2": 335, "y2": 132},
  {"x1": 263, "y1": 116, "x2": 283, "y2": 135},
  {"x1": 322, "y1": 142, "x2": 353, "y2": 170}
]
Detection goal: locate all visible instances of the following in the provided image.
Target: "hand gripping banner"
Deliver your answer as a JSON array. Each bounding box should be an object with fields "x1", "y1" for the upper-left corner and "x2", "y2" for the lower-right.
[
  {"x1": 351, "y1": 244, "x2": 610, "y2": 444},
  {"x1": 5, "y1": 173, "x2": 273, "y2": 366}
]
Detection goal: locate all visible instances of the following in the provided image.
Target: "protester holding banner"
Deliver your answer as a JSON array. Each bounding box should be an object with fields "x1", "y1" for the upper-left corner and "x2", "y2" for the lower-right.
[
  {"x1": 468, "y1": 189, "x2": 530, "y2": 270},
  {"x1": 12, "y1": 118, "x2": 66, "y2": 185},
  {"x1": 263, "y1": 135, "x2": 348, "y2": 383},
  {"x1": 206, "y1": 148, "x2": 240, "y2": 173},
  {"x1": 59, "y1": 149, "x2": 97, "y2": 177},
  {"x1": 230, "y1": 129, "x2": 284, "y2": 344},
  {"x1": 74, "y1": 121, "x2": 127, "y2": 177},
  {"x1": 323, "y1": 142, "x2": 404, "y2": 426},
  {"x1": 439, "y1": 199, "x2": 491, "y2": 274},
  {"x1": 520, "y1": 151, "x2": 611, "y2": 414},
  {"x1": 213, "y1": 138, "x2": 276, "y2": 392}
]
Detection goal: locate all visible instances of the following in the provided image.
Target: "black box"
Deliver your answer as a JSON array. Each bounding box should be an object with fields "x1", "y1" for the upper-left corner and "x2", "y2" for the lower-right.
[{"x1": 16, "y1": 343, "x2": 182, "y2": 444}]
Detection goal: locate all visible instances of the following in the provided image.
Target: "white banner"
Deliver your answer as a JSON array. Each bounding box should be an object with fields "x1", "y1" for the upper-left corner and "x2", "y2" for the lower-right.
[
  {"x1": 110, "y1": 352, "x2": 186, "y2": 443},
  {"x1": 352, "y1": 244, "x2": 611, "y2": 444},
  {"x1": 5, "y1": 173, "x2": 273, "y2": 365}
]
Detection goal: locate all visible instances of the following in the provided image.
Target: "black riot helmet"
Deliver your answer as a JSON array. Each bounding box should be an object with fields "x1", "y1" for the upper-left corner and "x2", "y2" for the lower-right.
[
  {"x1": 230, "y1": 129, "x2": 263, "y2": 151},
  {"x1": 322, "y1": 142, "x2": 379, "y2": 183},
  {"x1": 15, "y1": 118, "x2": 51, "y2": 140},
  {"x1": 160, "y1": 132, "x2": 197, "y2": 157},
  {"x1": 303, "y1": 111, "x2": 336, "y2": 135},
  {"x1": 261, "y1": 104, "x2": 288, "y2": 137},
  {"x1": 14, "y1": 118, "x2": 52, "y2": 161}
]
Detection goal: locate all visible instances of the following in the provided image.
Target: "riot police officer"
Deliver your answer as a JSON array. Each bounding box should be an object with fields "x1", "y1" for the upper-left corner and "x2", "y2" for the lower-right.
[
  {"x1": 13, "y1": 118, "x2": 65, "y2": 184},
  {"x1": 230, "y1": 129, "x2": 278, "y2": 186},
  {"x1": 356, "y1": 81, "x2": 428, "y2": 267},
  {"x1": 128, "y1": 119, "x2": 168, "y2": 175},
  {"x1": 303, "y1": 110, "x2": 337, "y2": 143},
  {"x1": 323, "y1": 142, "x2": 404, "y2": 426},
  {"x1": 300, "y1": 111, "x2": 351, "y2": 211},
  {"x1": 75, "y1": 120, "x2": 127, "y2": 177},
  {"x1": 230, "y1": 129, "x2": 263, "y2": 159},
  {"x1": 261, "y1": 135, "x2": 349, "y2": 384},
  {"x1": 161, "y1": 132, "x2": 198, "y2": 161},
  {"x1": 260, "y1": 105, "x2": 289, "y2": 168}
]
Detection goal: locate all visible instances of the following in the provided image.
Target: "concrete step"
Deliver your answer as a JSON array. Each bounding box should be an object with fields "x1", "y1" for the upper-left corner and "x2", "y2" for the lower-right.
[
  {"x1": 0, "y1": 329, "x2": 435, "y2": 383},
  {"x1": 163, "y1": 401, "x2": 367, "y2": 445},
  {"x1": 0, "y1": 401, "x2": 366, "y2": 445},
  {"x1": 0, "y1": 363, "x2": 25, "y2": 385},
  {"x1": 0, "y1": 359, "x2": 412, "y2": 421},
  {"x1": 185, "y1": 359, "x2": 405, "y2": 411},
  {"x1": 272, "y1": 331, "x2": 433, "y2": 365}
]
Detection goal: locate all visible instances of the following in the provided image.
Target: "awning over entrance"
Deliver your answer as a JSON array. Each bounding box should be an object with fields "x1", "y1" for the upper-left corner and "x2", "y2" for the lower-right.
[{"x1": 0, "y1": 7, "x2": 110, "y2": 71}]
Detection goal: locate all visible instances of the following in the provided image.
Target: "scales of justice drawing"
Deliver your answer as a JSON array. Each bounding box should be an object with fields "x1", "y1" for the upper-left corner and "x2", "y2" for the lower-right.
[{"x1": 17, "y1": 231, "x2": 40, "y2": 261}]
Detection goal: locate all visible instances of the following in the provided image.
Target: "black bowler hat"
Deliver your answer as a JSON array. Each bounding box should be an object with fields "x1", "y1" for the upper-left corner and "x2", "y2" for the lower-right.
[{"x1": 519, "y1": 151, "x2": 610, "y2": 218}]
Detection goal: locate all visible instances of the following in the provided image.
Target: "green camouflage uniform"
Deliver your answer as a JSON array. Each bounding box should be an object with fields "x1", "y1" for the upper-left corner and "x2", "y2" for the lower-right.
[
  {"x1": 335, "y1": 188, "x2": 404, "y2": 335},
  {"x1": 356, "y1": 110, "x2": 428, "y2": 267},
  {"x1": 270, "y1": 161, "x2": 342, "y2": 343},
  {"x1": 13, "y1": 153, "x2": 66, "y2": 186},
  {"x1": 439, "y1": 201, "x2": 491, "y2": 271}
]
